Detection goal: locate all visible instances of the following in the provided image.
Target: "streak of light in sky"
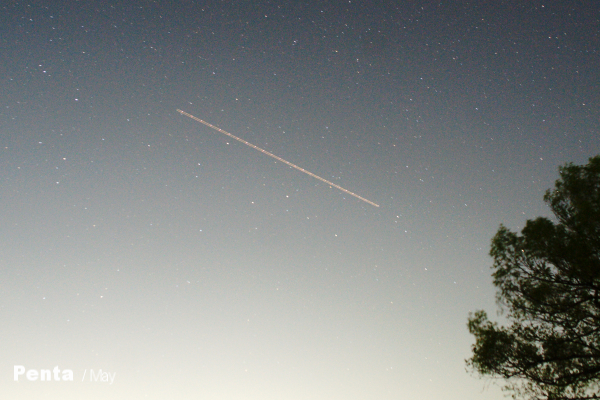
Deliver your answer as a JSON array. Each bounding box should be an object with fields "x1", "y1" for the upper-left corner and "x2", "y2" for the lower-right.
[{"x1": 177, "y1": 109, "x2": 380, "y2": 207}]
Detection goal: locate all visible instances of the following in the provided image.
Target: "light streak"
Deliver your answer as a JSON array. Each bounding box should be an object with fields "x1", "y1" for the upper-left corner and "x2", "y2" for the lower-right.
[{"x1": 177, "y1": 109, "x2": 379, "y2": 207}]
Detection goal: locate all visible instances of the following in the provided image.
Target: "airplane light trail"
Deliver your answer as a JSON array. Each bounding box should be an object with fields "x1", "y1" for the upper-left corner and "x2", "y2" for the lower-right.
[{"x1": 177, "y1": 109, "x2": 379, "y2": 207}]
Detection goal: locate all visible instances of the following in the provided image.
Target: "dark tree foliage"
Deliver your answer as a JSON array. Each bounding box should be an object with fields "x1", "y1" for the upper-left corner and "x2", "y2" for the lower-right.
[{"x1": 467, "y1": 155, "x2": 600, "y2": 400}]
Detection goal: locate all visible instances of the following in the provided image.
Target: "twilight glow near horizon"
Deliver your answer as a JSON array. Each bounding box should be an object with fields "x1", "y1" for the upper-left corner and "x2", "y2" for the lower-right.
[{"x1": 1, "y1": 1, "x2": 599, "y2": 399}]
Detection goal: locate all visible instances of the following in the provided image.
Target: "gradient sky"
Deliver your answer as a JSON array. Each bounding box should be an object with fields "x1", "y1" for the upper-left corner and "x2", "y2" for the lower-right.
[{"x1": 1, "y1": 1, "x2": 599, "y2": 399}]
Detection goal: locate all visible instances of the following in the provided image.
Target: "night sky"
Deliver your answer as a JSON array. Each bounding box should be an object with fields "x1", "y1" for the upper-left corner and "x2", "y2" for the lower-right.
[{"x1": 1, "y1": 1, "x2": 599, "y2": 399}]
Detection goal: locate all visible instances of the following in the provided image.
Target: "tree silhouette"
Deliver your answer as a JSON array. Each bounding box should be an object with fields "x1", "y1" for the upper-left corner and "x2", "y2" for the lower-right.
[{"x1": 467, "y1": 155, "x2": 600, "y2": 400}]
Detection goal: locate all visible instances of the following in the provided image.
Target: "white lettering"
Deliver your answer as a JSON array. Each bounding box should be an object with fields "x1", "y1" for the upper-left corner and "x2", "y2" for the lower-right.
[
  {"x1": 14, "y1": 365, "x2": 25, "y2": 381},
  {"x1": 40, "y1": 369, "x2": 51, "y2": 381},
  {"x1": 89, "y1": 369, "x2": 115, "y2": 384},
  {"x1": 62, "y1": 369, "x2": 73, "y2": 381},
  {"x1": 90, "y1": 369, "x2": 101, "y2": 382},
  {"x1": 26, "y1": 370, "x2": 38, "y2": 381},
  {"x1": 13, "y1": 365, "x2": 97, "y2": 383}
]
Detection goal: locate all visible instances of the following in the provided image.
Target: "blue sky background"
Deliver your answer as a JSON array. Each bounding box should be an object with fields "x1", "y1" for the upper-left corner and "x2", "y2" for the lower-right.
[{"x1": 1, "y1": 1, "x2": 599, "y2": 398}]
